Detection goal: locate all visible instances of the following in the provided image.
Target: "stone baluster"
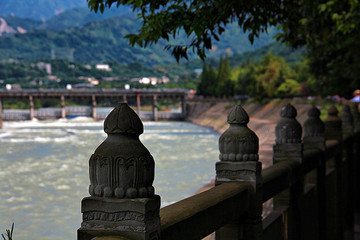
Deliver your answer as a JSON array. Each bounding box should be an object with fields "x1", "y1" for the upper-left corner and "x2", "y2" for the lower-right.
[
  {"x1": 273, "y1": 103, "x2": 303, "y2": 240},
  {"x1": 303, "y1": 105, "x2": 326, "y2": 238},
  {"x1": 351, "y1": 103, "x2": 360, "y2": 133},
  {"x1": 215, "y1": 105, "x2": 262, "y2": 239},
  {"x1": 324, "y1": 105, "x2": 343, "y2": 240},
  {"x1": 340, "y1": 104, "x2": 356, "y2": 237},
  {"x1": 303, "y1": 106, "x2": 325, "y2": 151},
  {"x1": 340, "y1": 104, "x2": 354, "y2": 139},
  {"x1": 325, "y1": 105, "x2": 342, "y2": 141},
  {"x1": 351, "y1": 103, "x2": 360, "y2": 215},
  {"x1": 78, "y1": 103, "x2": 160, "y2": 240}
]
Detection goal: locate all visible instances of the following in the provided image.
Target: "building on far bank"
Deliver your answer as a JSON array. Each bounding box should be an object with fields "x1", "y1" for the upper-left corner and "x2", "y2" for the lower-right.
[{"x1": 95, "y1": 64, "x2": 111, "y2": 71}]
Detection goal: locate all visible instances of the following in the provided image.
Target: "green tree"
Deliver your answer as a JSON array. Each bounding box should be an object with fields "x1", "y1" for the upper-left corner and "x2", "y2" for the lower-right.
[
  {"x1": 216, "y1": 54, "x2": 234, "y2": 96},
  {"x1": 87, "y1": 0, "x2": 285, "y2": 61},
  {"x1": 277, "y1": 0, "x2": 360, "y2": 97},
  {"x1": 88, "y1": 0, "x2": 360, "y2": 97}
]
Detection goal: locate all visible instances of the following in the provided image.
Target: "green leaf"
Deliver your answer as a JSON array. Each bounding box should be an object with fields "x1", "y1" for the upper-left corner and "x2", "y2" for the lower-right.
[{"x1": 100, "y1": 4, "x2": 105, "y2": 13}]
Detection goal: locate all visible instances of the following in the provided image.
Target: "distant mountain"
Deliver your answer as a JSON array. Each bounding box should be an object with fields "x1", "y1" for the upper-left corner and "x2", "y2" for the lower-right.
[
  {"x1": 38, "y1": 6, "x2": 131, "y2": 31},
  {"x1": 0, "y1": 10, "x2": 280, "y2": 66},
  {"x1": 0, "y1": 0, "x2": 87, "y2": 21},
  {"x1": 0, "y1": 16, "x2": 41, "y2": 36},
  {"x1": 0, "y1": 6, "x2": 131, "y2": 37}
]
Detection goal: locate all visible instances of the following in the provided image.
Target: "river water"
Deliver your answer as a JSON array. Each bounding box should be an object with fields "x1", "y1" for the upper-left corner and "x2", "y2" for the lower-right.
[{"x1": 0, "y1": 119, "x2": 220, "y2": 239}]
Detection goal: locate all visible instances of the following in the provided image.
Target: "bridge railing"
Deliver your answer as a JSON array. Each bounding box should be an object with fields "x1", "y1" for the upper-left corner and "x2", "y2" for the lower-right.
[{"x1": 78, "y1": 102, "x2": 360, "y2": 240}]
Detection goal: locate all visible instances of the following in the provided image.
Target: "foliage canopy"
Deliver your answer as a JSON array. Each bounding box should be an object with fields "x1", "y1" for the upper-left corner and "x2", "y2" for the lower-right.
[{"x1": 87, "y1": 0, "x2": 285, "y2": 61}]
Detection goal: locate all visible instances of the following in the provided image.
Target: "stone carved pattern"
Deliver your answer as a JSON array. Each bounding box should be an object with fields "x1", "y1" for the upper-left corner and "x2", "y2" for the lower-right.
[
  {"x1": 83, "y1": 211, "x2": 150, "y2": 222},
  {"x1": 275, "y1": 103, "x2": 302, "y2": 144},
  {"x1": 303, "y1": 106, "x2": 325, "y2": 138},
  {"x1": 217, "y1": 169, "x2": 256, "y2": 177},
  {"x1": 81, "y1": 219, "x2": 160, "y2": 232},
  {"x1": 218, "y1": 105, "x2": 259, "y2": 162},
  {"x1": 89, "y1": 154, "x2": 155, "y2": 198},
  {"x1": 88, "y1": 103, "x2": 155, "y2": 199}
]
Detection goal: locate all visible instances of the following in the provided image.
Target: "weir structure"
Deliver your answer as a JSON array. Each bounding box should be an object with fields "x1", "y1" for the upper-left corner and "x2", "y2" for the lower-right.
[
  {"x1": 78, "y1": 102, "x2": 360, "y2": 240},
  {"x1": 0, "y1": 89, "x2": 188, "y2": 126}
]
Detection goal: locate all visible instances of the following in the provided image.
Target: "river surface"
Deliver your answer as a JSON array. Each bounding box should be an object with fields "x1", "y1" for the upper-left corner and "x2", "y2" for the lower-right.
[{"x1": 0, "y1": 119, "x2": 220, "y2": 239}]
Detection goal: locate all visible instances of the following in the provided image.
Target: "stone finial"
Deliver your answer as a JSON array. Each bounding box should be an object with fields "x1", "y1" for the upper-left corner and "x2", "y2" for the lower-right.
[
  {"x1": 218, "y1": 105, "x2": 259, "y2": 162},
  {"x1": 273, "y1": 103, "x2": 303, "y2": 163},
  {"x1": 340, "y1": 104, "x2": 354, "y2": 138},
  {"x1": 89, "y1": 103, "x2": 155, "y2": 198},
  {"x1": 351, "y1": 103, "x2": 360, "y2": 132},
  {"x1": 303, "y1": 106, "x2": 325, "y2": 151},
  {"x1": 275, "y1": 103, "x2": 302, "y2": 144},
  {"x1": 104, "y1": 103, "x2": 143, "y2": 135},
  {"x1": 304, "y1": 106, "x2": 325, "y2": 138},
  {"x1": 325, "y1": 105, "x2": 340, "y2": 121},
  {"x1": 216, "y1": 105, "x2": 262, "y2": 239},
  {"x1": 324, "y1": 105, "x2": 342, "y2": 141}
]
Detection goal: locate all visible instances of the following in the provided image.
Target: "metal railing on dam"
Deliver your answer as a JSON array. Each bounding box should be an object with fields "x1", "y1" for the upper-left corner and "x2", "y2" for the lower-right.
[
  {"x1": 77, "y1": 102, "x2": 360, "y2": 240},
  {"x1": 0, "y1": 89, "x2": 189, "y2": 125}
]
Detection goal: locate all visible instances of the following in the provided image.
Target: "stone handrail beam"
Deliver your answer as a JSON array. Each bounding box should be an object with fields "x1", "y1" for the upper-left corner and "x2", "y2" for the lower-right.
[{"x1": 78, "y1": 102, "x2": 360, "y2": 240}]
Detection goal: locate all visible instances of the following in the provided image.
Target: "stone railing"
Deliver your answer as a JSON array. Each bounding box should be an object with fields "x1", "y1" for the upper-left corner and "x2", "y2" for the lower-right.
[{"x1": 77, "y1": 101, "x2": 360, "y2": 240}]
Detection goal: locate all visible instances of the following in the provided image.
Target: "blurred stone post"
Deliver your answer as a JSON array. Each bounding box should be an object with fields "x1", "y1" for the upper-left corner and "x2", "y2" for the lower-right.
[
  {"x1": 340, "y1": 104, "x2": 355, "y2": 237},
  {"x1": 215, "y1": 105, "x2": 262, "y2": 239},
  {"x1": 351, "y1": 103, "x2": 360, "y2": 132},
  {"x1": 273, "y1": 103, "x2": 303, "y2": 240},
  {"x1": 78, "y1": 103, "x2": 160, "y2": 240},
  {"x1": 325, "y1": 105, "x2": 342, "y2": 142},
  {"x1": 324, "y1": 105, "x2": 343, "y2": 240},
  {"x1": 303, "y1": 106, "x2": 325, "y2": 151},
  {"x1": 340, "y1": 105, "x2": 353, "y2": 139},
  {"x1": 303, "y1": 105, "x2": 326, "y2": 238}
]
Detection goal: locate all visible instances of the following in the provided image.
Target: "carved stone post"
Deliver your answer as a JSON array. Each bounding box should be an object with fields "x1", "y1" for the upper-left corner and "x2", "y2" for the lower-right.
[
  {"x1": 352, "y1": 103, "x2": 360, "y2": 214},
  {"x1": 351, "y1": 103, "x2": 360, "y2": 133},
  {"x1": 273, "y1": 103, "x2": 303, "y2": 240},
  {"x1": 325, "y1": 105, "x2": 342, "y2": 142},
  {"x1": 29, "y1": 95, "x2": 34, "y2": 120},
  {"x1": 92, "y1": 95, "x2": 97, "y2": 120},
  {"x1": 61, "y1": 95, "x2": 66, "y2": 119},
  {"x1": 303, "y1": 106, "x2": 326, "y2": 238},
  {"x1": 303, "y1": 106, "x2": 325, "y2": 151},
  {"x1": 341, "y1": 105, "x2": 354, "y2": 139},
  {"x1": 152, "y1": 95, "x2": 158, "y2": 121},
  {"x1": 324, "y1": 105, "x2": 343, "y2": 240},
  {"x1": 340, "y1": 104, "x2": 355, "y2": 237},
  {"x1": 78, "y1": 103, "x2": 160, "y2": 240},
  {"x1": 123, "y1": 95, "x2": 127, "y2": 104},
  {"x1": 215, "y1": 105, "x2": 262, "y2": 240}
]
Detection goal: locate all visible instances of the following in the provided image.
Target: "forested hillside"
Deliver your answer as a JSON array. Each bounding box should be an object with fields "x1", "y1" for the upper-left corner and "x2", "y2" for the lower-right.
[
  {"x1": 0, "y1": 6, "x2": 281, "y2": 66},
  {"x1": 0, "y1": 0, "x2": 87, "y2": 20}
]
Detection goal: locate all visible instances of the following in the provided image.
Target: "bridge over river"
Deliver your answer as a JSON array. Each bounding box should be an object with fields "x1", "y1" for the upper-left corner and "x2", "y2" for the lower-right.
[{"x1": 0, "y1": 89, "x2": 189, "y2": 126}]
